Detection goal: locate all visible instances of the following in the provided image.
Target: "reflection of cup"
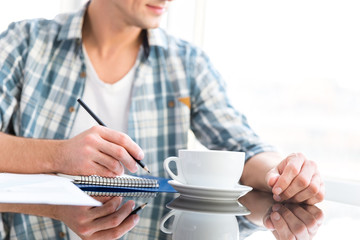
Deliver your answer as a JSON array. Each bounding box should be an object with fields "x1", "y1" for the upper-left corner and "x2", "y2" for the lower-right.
[
  {"x1": 160, "y1": 210, "x2": 239, "y2": 240},
  {"x1": 164, "y1": 150, "x2": 245, "y2": 188},
  {"x1": 166, "y1": 195, "x2": 250, "y2": 215},
  {"x1": 160, "y1": 196, "x2": 249, "y2": 240}
]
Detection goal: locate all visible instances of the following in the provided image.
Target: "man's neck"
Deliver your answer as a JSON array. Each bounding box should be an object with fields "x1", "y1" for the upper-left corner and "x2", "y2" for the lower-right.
[
  {"x1": 82, "y1": 1, "x2": 143, "y2": 58},
  {"x1": 80, "y1": 2, "x2": 143, "y2": 84}
]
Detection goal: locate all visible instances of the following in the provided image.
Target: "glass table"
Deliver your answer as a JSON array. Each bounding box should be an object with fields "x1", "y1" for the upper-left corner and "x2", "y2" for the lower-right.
[
  {"x1": 1, "y1": 189, "x2": 359, "y2": 239},
  {"x1": 117, "y1": 189, "x2": 360, "y2": 240}
]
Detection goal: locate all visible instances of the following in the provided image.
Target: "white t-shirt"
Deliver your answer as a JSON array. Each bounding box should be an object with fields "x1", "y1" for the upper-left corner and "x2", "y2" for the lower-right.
[
  {"x1": 69, "y1": 46, "x2": 136, "y2": 138},
  {"x1": 68, "y1": 47, "x2": 136, "y2": 239}
]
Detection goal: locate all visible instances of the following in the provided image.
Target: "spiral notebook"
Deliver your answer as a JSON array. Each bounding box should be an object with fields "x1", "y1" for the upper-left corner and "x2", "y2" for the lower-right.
[{"x1": 58, "y1": 174, "x2": 177, "y2": 197}]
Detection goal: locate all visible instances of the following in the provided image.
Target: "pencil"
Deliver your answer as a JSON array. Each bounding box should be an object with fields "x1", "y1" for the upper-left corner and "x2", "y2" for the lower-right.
[
  {"x1": 129, "y1": 202, "x2": 148, "y2": 215},
  {"x1": 77, "y1": 98, "x2": 150, "y2": 173}
]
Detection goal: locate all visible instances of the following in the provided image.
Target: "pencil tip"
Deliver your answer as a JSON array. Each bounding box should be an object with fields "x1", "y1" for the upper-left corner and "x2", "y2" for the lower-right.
[{"x1": 144, "y1": 166, "x2": 150, "y2": 174}]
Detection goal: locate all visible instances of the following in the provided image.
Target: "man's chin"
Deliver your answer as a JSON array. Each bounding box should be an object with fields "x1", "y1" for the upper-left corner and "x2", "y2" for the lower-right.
[
  {"x1": 143, "y1": 22, "x2": 161, "y2": 29},
  {"x1": 138, "y1": 16, "x2": 163, "y2": 29}
]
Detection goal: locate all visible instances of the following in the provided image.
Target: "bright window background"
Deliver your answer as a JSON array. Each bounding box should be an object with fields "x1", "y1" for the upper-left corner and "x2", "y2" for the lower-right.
[
  {"x1": 0, "y1": 0, "x2": 86, "y2": 31},
  {"x1": 1, "y1": 1, "x2": 359, "y2": 182},
  {"x1": 167, "y1": 0, "x2": 360, "y2": 182}
]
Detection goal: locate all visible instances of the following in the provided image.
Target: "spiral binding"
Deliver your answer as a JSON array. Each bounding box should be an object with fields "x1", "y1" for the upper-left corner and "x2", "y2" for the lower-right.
[
  {"x1": 74, "y1": 175, "x2": 159, "y2": 188},
  {"x1": 84, "y1": 191, "x2": 158, "y2": 198}
]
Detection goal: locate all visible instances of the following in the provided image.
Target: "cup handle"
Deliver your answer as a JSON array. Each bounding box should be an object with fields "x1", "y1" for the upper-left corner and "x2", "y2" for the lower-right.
[
  {"x1": 163, "y1": 156, "x2": 185, "y2": 183},
  {"x1": 160, "y1": 210, "x2": 180, "y2": 234}
]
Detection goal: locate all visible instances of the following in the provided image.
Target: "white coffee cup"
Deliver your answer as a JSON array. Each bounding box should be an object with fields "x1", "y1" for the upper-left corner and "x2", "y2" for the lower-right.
[
  {"x1": 163, "y1": 150, "x2": 245, "y2": 188},
  {"x1": 160, "y1": 210, "x2": 239, "y2": 240}
]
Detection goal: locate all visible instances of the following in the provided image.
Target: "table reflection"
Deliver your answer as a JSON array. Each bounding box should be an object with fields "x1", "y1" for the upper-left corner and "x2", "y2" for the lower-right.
[
  {"x1": 263, "y1": 203, "x2": 323, "y2": 240},
  {"x1": 154, "y1": 190, "x2": 324, "y2": 240},
  {"x1": 160, "y1": 196, "x2": 249, "y2": 240},
  {"x1": 4, "y1": 189, "x2": 356, "y2": 240}
]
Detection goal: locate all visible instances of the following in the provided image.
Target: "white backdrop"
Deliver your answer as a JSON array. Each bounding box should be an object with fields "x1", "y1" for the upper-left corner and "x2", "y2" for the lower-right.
[
  {"x1": 167, "y1": 0, "x2": 360, "y2": 181},
  {"x1": 0, "y1": 0, "x2": 359, "y2": 181}
]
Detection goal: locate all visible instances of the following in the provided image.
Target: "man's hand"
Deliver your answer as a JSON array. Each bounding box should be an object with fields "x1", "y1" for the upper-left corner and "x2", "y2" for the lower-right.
[
  {"x1": 263, "y1": 203, "x2": 324, "y2": 240},
  {"x1": 54, "y1": 197, "x2": 140, "y2": 240},
  {"x1": 266, "y1": 153, "x2": 325, "y2": 205},
  {"x1": 0, "y1": 197, "x2": 140, "y2": 240},
  {"x1": 57, "y1": 126, "x2": 144, "y2": 177}
]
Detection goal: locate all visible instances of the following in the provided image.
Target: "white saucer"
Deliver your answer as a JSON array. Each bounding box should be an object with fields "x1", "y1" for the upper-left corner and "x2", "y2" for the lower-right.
[
  {"x1": 166, "y1": 195, "x2": 250, "y2": 216},
  {"x1": 168, "y1": 180, "x2": 252, "y2": 200}
]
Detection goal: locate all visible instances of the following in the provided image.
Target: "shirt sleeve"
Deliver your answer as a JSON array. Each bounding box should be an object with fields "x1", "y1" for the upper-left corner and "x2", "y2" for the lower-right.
[
  {"x1": 0, "y1": 21, "x2": 28, "y2": 133},
  {"x1": 189, "y1": 50, "x2": 277, "y2": 161}
]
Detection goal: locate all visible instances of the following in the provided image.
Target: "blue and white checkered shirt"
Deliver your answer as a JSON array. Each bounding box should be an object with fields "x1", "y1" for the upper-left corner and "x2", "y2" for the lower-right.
[{"x1": 0, "y1": 3, "x2": 275, "y2": 240}]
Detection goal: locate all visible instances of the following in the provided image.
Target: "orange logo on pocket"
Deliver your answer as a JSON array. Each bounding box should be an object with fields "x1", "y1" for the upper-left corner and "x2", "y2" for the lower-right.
[{"x1": 178, "y1": 97, "x2": 191, "y2": 109}]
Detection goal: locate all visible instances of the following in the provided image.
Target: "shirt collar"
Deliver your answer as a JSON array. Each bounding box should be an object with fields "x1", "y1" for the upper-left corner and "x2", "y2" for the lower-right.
[
  {"x1": 147, "y1": 28, "x2": 168, "y2": 49},
  {"x1": 56, "y1": 3, "x2": 87, "y2": 41}
]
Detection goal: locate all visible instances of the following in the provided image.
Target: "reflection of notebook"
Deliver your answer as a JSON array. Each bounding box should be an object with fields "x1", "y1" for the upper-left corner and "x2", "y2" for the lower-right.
[
  {"x1": 58, "y1": 174, "x2": 177, "y2": 196},
  {"x1": 84, "y1": 191, "x2": 158, "y2": 198}
]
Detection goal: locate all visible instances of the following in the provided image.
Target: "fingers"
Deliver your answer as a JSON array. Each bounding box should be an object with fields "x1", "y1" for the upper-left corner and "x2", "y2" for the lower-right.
[
  {"x1": 278, "y1": 160, "x2": 316, "y2": 201},
  {"x1": 97, "y1": 140, "x2": 137, "y2": 173},
  {"x1": 93, "y1": 153, "x2": 125, "y2": 176},
  {"x1": 270, "y1": 204, "x2": 311, "y2": 240},
  {"x1": 76, "y1": 199, "x2": 136, "y2": 238},
  {"x1": 90, "y1": 200, "x2": 140, "y2": 239},
  {"x1": 263, "y1": 212, "x2": 275, "y2": 230},
  {"x1": 90, "y1": 200, "x2": 135, "y2": 233},
  {"x1": 287, "y1": 204, "x2": 322, "y2": 236},
  {"x1": 97, "y1": 126, "x2": 144, "y2": 173},
  {"x1": 92, "y1": 196, "x2": 115, "y2": 204},
  {"x1": 272, "y1": 153, "x2": 305, "y2": 198},
  {"x1": 90, "y1": 197, "x2": 123, "y2": 219},
  {"x1": 91, "y1": 214, "x2": 139, "y2": 240},
  {"x1": 75, "y1": 126, "x2": 144, "y2": 175},
  {"x1": 266, "y1": 168, "x2": 280, "y2": 188},
  {"x1": 303, "y1": 204, "x2": 324, "y2": 225},
  {"x1": 86, "y1": 161, "x2": 122, "y2": 178},
  {"x1": 304, "y1": 182, "x2": 325, "y2": 205},
  {"x1": 73, "y1": 197, "x2": 124, "y2": 236},
  {"x1": 100, "y1": 126, "x2": 144, "y2": 160},
  {"x1": 270, "y1": 211, "x2": 296, "y2": 240},
  {"x1": 64, "y1": 126, "x2": 145, "y2": 176},
  {"x1": 271, "y1": 203, "x2": 323, "y2": 239},
  {"x1": 271, "y1": 153, "x2": 324, "y2": 204},
  {"x1": 288, "y1": 172, "x2": 320, "y2": 203}
]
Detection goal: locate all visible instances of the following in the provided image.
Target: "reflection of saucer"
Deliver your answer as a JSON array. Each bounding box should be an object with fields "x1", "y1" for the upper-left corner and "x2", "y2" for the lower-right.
[
  {"x1": 167, "y1": 195, "x2": 250, "y2": 216},
  {"x1": 168, "y1": 180, "x2": 252, "y2": 200}
]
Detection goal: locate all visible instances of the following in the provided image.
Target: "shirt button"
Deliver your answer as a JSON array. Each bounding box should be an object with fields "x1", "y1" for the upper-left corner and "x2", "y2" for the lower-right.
[
  {"x1": 168, "y1": 100, "x2": 175, "y2": 108},
  {"x1": 59, "y1": 231, "x2": 66, "y2": 238},
  {"x1": 68, "y1": 106, "x2": 75, "y2": 113},
  {"x1": 80, "y1": 71, "x2": 86, "y2": 78}
]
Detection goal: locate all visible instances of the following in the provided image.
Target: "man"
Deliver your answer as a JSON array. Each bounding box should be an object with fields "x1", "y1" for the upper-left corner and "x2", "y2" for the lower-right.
[{"x1": 0, "y1": 0, "x2": 324, "y2": 239}]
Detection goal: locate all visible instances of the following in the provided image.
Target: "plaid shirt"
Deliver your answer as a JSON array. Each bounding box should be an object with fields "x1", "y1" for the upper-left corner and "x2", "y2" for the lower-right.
[{"x1": 0, "y1": 3, "x2": 275, "y2": 240}]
